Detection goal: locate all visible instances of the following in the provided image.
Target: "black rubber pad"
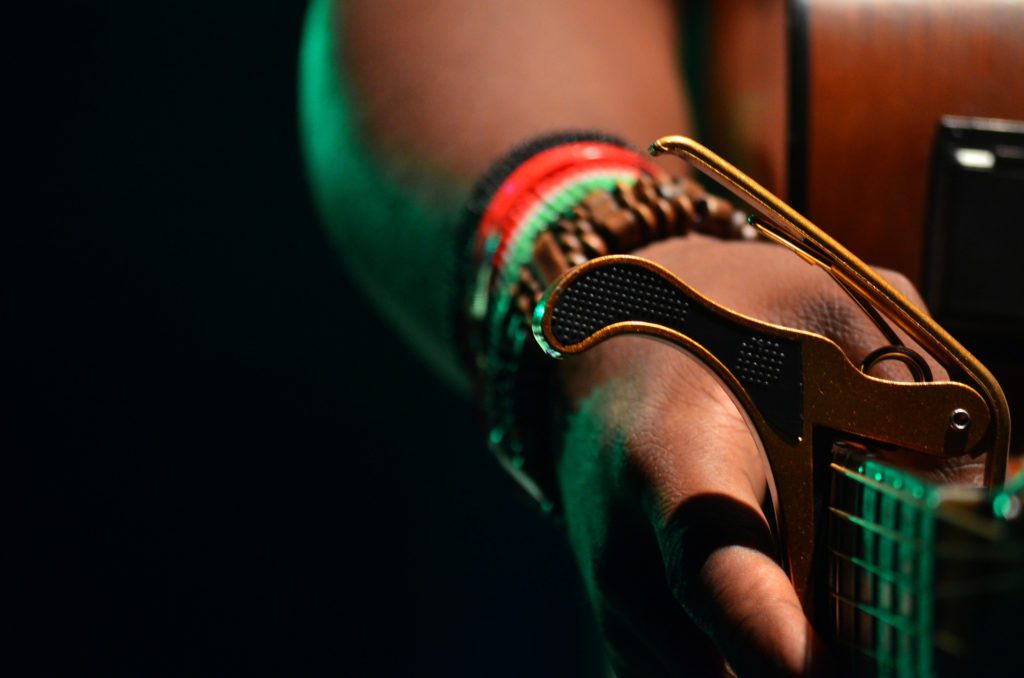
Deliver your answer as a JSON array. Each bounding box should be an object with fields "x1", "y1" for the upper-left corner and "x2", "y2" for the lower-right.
[{"x1": 548, "y1": 262, "x2": 804, "y2": 443}]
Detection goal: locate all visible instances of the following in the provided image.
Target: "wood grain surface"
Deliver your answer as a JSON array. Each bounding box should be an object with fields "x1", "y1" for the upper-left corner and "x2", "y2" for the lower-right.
[
  {"x1": 803, "y1": 0, "x2": 1024, "y2": 282},
  {"x1": 706, "y1": 0, "x2": 1024, "y2": 283}
]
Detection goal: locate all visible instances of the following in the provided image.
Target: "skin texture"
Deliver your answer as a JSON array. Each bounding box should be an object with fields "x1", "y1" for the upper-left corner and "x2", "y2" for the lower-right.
[
  {"x1": 555, "y1": 236, "x2": 979, "y2": 675},
  {"x1": 324, "y1": 0, "x2": 690, "y2": 389},
  {"x1": 323, "y1": 2, "x2": 982, "y2": 674}
]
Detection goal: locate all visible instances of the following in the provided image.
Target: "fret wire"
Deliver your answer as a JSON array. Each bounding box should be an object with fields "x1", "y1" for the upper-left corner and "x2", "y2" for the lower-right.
[
  {"x1": 829, "y1": 460, "x2": 936, "y2": 672},
  {"x1": 829, "y1": 548, "x2": 920, "y2": 588},
  {"x1": 830, "y1": 591, "x2": 920, "y2": 635},
  {"x1": 829, "y1": 507, "x2": 920, "y2": 547},
  {"x1": 830, "y1": 463, "x2": 925, "y2": 507}
]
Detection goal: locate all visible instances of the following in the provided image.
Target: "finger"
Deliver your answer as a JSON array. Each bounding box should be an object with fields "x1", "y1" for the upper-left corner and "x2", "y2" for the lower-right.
[
  {"x1": 557, "y1": 375, "x2": 726, "y2": 676},
  {"x1": 653, "y1": 488, "x2": 827, "y2": 677},
  {"x1": 563, "y1": 339, "x2": 816, "y2": 675},
  {"x1": 637, "y1": 370, "x2": 828, "y2": 676},
  {"x1": 697, "y1": 542, "x2": 828, "y2": 677}
]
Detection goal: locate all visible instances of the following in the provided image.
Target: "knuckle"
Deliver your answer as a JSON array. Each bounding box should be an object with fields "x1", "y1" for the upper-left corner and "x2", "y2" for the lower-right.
[{"x1": 783, "y1": 282, "x2": 861, "y2": 343}]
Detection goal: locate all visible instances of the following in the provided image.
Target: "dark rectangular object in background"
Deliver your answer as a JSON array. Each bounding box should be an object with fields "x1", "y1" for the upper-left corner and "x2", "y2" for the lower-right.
[{"x1": 925, "y1": 116, "x2": 1024, "y2": 339}]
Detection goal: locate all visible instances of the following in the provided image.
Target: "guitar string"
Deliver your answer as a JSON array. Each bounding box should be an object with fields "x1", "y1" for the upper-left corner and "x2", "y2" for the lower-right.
[
  {"x1": 830, "y1": 510, "x2": 917, "y2": 663},
  {"x1": 830, "y1": 551, "x2": 938, "y2": 653},
  {"x1": 831, "y1": 590, "x2": 968, "y2": 657},
  {"x1": 829, "y1": 469, "x2": 993, "y2": 662},
  {"x1": 828, "y1": 496, "x2": 1017, "y2": 661},
  {"x1": 828, "y1": 548, "x2": 920, "y2": 588},
  {"x1": 829, "y1": 591, "x2": 920, "y2": 635},
  {"x1": 830, "y1": 462, "x2": 926, "y2": 508},
  {"x1": 829, "y1": 462, "x2": 1024, "y2": 661},
  {"x1": 830, "y1": 526, "x2": 955, "y2": 663},
  {"x1": 830, "y1": 469, "x2": 929, "y2": 665},
  {"x1": 828, "y1": 506, "x2": 919, "y2": 546}
]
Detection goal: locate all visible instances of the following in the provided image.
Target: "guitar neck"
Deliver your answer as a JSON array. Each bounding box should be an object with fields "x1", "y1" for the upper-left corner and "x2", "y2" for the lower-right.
[{"x1": 828, "y1": 444, "x2": 1024, "y2": 675}]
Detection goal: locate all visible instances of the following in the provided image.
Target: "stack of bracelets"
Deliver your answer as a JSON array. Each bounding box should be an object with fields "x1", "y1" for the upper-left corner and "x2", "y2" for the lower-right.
[{"x1": 459, "y1": 132, "x2": 756, "y2": 512}]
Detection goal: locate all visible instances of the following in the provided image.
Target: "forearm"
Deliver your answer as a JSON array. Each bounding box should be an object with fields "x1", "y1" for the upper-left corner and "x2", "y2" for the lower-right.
[{"x1": 301, "y1": 0, "x2": 693, "y2": 389}]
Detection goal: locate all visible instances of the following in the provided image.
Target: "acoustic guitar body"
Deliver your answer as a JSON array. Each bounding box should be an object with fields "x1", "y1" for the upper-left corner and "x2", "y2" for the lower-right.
[
  {"x1": 705, "y1": 0, "x2": 1024, "y2": 282},
  {"x1": 700, "y1": 2, "x2": 1024, "y2": 674},
  {"x1": 706, "y1": 0, "x2": 1024, "y2": 443},
  {"x1": 706, "y1": 0, "x2": 1024, "y2": 452}
]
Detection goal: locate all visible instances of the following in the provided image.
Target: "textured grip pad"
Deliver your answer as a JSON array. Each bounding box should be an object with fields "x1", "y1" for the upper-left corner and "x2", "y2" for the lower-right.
[
  {"x1": 542, "y1": 259, "x2": 804, "y2": 443},
  {"x1": 550, "y1": 263, "x2": 691, "y2": 346}
]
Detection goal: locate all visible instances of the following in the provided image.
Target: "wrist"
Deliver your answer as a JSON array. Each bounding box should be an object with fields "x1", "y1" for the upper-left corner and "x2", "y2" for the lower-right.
[{"x1": 459, "y1": 132, "x2": 752, "y2": 512}]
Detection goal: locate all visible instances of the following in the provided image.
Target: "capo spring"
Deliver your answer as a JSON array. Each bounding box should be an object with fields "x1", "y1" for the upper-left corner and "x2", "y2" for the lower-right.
[{"x1": 859, "y1": 345, "x2": 933, "y2": 383}]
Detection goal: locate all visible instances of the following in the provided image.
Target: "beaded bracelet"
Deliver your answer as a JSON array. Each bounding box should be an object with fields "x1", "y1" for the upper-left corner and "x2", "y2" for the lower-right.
[{"x1": 460, "y1": 133, "x2": 754, "y2": 511}]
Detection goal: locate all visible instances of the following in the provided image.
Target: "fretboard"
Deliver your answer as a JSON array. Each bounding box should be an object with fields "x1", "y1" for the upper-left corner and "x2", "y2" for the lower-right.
[{"x1": 827, "y1": 446, "x2": 1024, "y2": 676}]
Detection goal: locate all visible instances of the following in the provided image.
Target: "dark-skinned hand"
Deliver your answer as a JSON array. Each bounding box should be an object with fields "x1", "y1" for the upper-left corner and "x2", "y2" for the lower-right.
[{"x1": 553, "y1": 234, "x2": 981, "y2": 677}]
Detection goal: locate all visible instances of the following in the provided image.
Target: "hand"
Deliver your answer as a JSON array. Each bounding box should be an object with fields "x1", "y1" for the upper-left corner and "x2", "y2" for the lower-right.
[{"x1": 552, "y1": 234, "x2": 979, "y2": 676}]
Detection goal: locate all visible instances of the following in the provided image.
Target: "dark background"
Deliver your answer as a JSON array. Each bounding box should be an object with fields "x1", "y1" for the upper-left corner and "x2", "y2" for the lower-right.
[{"x1": 11, "y1": 2, "x2": 597, "y2": 674}]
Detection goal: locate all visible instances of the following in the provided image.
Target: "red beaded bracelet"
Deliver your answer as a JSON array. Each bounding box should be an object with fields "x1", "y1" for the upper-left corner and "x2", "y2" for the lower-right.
[
  {"x1": 461, "y1": 133, "x2": 752, "y2": 511},
  {"x1": 474, "y1": 141, "x2": 661, "y2": 268}
]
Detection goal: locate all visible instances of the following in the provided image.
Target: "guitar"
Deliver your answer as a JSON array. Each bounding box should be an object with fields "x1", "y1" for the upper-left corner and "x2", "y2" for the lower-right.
[
  {"x1": 702, "y1": 0, "x2": 1024, "y2": 440},
  {"x1": 700, "y1": 7, "x2": 1024, "y2": 666},
  {"x1": 532, "y1": 137, "x2": 1022, "y2": 675},
  {"x1": 703, "y1": 0, "x2": 1024, "y2": 282},
  {"x1": 827, "y1": 442, "x2": 1024, "y2": 675}
]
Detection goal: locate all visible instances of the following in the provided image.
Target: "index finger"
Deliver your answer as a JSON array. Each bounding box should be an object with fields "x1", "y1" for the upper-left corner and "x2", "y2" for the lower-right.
[{"x1": 635, "y1": 361, "x2": 829, "y2": 675}]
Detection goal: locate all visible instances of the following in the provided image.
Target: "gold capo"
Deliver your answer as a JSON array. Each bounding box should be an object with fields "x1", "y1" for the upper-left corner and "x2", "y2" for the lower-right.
[
  {"x1": 649, "y1": 135, "x2": 1010, "y2": 481},
  {"x1": 533, "y1": 136, "x2": 1011, "y2": 612}
]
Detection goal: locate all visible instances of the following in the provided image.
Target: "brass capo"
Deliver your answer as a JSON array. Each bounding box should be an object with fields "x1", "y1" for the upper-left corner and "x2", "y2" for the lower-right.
[
  {"x1": 649, "y1": 135, "x2": 1010, "y2": 479},
  {"x1": 533, "y1": 136, "x2": 1011, "y2": 613}
]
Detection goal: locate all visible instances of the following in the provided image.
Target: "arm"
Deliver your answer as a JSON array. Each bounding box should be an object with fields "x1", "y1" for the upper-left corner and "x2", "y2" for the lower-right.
[
  {"x1": 300, "y1": 0, "x2": 813, "y2": 673},
  {"x1": 301, "y1": 2, "x2": 967, "y2": 674},
  {"x1": 301, "y1": 0, "x2": 690, "y2": 390}
]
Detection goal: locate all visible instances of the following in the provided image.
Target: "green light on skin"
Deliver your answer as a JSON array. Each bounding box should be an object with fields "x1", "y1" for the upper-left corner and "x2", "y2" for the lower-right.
[{"x1": 299, "y1": 0, "x2": 470, "y2": 392}]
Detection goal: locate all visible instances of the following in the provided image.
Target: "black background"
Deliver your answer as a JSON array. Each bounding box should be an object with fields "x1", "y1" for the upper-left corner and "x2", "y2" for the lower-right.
[{"x1": 10, "y1": 2, "x2": 596, "y2": 674}]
